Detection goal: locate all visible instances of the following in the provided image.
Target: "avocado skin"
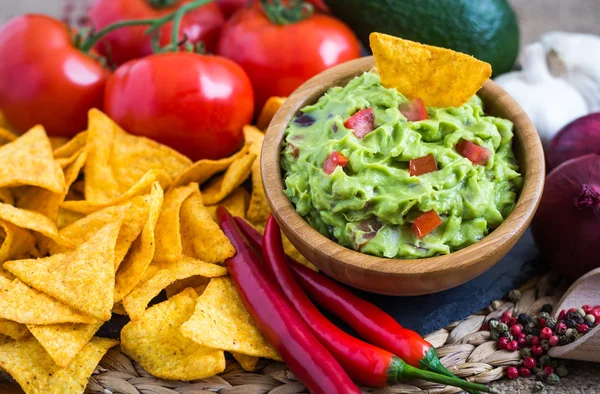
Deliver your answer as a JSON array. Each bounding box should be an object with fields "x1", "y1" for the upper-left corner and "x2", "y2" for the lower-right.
[{"x1": 324, "y1": 0, "x2": 520, "y2": 76}]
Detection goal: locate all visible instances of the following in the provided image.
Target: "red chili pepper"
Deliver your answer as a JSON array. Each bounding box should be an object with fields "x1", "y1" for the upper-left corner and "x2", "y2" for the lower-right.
[
  {"x1": 345, "y1": 107, "x2": 375, "y2": 138},
  {"x1": 409, "y1": 154, "x2": 438, "y2": 176},
  {"x1": 322, "y1": 150, "x2": 349, "y2": 175},
  {"x1": 455, "y1": 139, "x2": 490, "y2": 165},
  {"x1": 217, "y1": 207, "x2": 361, "y2": 394},
  {"x1": 411, "y1": 210, "x2": 442, "y2": 238},
  {"x1": 399, "y1": 98, "x2": 428, "y2": 121},
  {"x1": 261, "y1": 216, "x2": 490, "y2": 392},
  {"x1": 233, "y1": 217, "x2": 488, "y2": 393}
]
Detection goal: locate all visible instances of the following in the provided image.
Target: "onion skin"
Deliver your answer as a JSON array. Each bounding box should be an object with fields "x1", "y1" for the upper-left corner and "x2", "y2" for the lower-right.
[
  {"x1": 531, "y1": 154, "x2": 600, "y2": 280},
  {"x1": 548, "y1": 113, "x2": 600, "y2": 171}
]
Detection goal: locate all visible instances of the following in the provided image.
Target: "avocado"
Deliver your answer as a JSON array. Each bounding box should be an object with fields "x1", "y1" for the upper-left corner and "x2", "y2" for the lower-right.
[{"x1": 324, "y1": 0, "x2": 520, "y2": 76}]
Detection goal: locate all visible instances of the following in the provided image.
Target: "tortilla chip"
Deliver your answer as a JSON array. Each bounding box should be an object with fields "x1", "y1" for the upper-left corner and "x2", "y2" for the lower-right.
[
  {"x1": 0, "y1": 203, "x2": 72, "y2": 249},
  {"x1": 121, "y1": 288, "x2": 225, "y2": 380},
  {"x1": 0, "y1": 189, "x2": 13, "y2": 205},
  {"x1": 171, "y1": 144, "x2": 251, "y2": 189},
  {"x1": 370, "y1": 33, "x2": 492, "y2": 107},
  {"x1": 201, "y1": 152, "x2": 256, "y2": 205},
  {"x1": 0, "y1": 220, "x2": 36, "y2": 263},
  {"x1": 0, "y1": 319, "x2": 29, "y2": 340},
  {"x1": 114, "y1": 182, "x2": 164, "y2": 302},
  {"x1": 0, "y1": 278, "x2": 95, "y2": 324},
  {"x1": 84, "y1": 109, "x2": 190, "y2": 204},
  {"x1": 52, "y1": 195, "x2": 149, "y2": 270},
  {"x1": 123, "y1": 257, "x2": 227, "y2": 320},
  {"x1": 165, "y1": 275, "x2": 210, "y2": 298},
  {"x1": 232, "y1": 352, "x2": 260, "y2": 371},
  {"x1": 27, "y1": 321, "x2": 103, "y2": 367},
  {"x1": 0, "y1": 127, "x2": 17, "y2": 145},
  {"x1": 154, "y1": 184, "x2": 198, "y2": 264},
  {"x1": 53, "y1": 131, "x2": 88, "y2": 159},
  {"x1": 4, "y1": 221, "x2": 121, "y2": 321},
  {"x1": 180, "y1": 277, "x2": 281, "y2": 360},
  {"x1": 62, "y1": 169, "x2": 171, "y2": 214},
  {"x1": 17, "y1": 150, "x2": 86, "y2": 224},
  {"x1": 56, "y1": 209, "x2": 85, "y2": 230},
  {"x1": 0, "y1": 333, "x2": 11, "y2": 345},
  {"x1": 206, "y1": 187, "x2": 249, "y2": 221},
  {"x1": 283, "y1": 232, "x2": 318, "y2": 271},
  {"x1": 180, "y1": 190, "x2": 235, "y2": 264},
  {"x1": 244, "y1": 126, "x2": 270, "y2": 222},
  {"x1": 0, "y1": 125, "x2": 65, "y2": 193},
  {"x1": 112, "y1": 303, "x2": 127, "y2": 315},
  {"x1": 0, "y1": 336, "x2": 118, "y2": 394},
  {"x1": 256, "y1": 96, "x2": 286, "y2": 131}
]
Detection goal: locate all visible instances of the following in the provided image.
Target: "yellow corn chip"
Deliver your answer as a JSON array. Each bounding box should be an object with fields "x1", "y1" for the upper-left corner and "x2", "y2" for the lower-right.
[
  {"x1": 27, "y1": 321, "x2": 103, "y2": 367},
  {"x1": 0, "y1": 220, "x2": 36, "y2": 263},
  {"x1": 165, "y1": 275, "x2": 210, "y2": 298},
  {"x1": 201, "y1": 152, "x2": 256, "y2": 205},
  {"x1": 244, "y1": 126, "x2": 270, "y2": 222},
  {"x1": 123, "y1": 257, "x2": 227, "y2": 320},
  {"x1": 53, "y1": 131, "x2": 88, "y2": 159},
  {"x1": 171, "y1": 143, "x2": 251, "y2": 189},
  {"x1": 17, "y1": 150, "x2": 87, "y2": 224},
  {"x1": 49, "y1": 137, "x2": 69, "y2": 151},
  {"x1": 0, "y1": 336, "x2": 118, "y2": 394},
  {"x1": 180, "y1": 190, "x2": 235, "y2": 264},
  {"x1": 56, "y1": 209, "x2": 84, "y2": 230},
  {"x1": 52, "y1": 195, "x2": 149, "y2": 270},
  {"x1": 114, "y1": 182, "x2": 164, "y2": 302},
  {"x1": 121, "y1": 288, "x2": 225, "y2": 380},
  {"x1": 256, "y1": 96, "x2": 286, "y2": 131},
  {"x1": 206, "y1": 187, "x2": 249, "y2": 221},
  {"x1": 370, "y1": 33, "x2": 492, "y2": 108},
  {"x1": 62, "y1": 169, "x2": 171, "y2": 214},
  {"x1": 0, "y1": 189, "x2": 13, "y2": 205},
  {"x1": 0, "y1": 319, "x2": 29, "y2": 340},
  {"x1": 154, "y1": 183, "x2": 198, "y2": 264},
  {"x1": 0, "y1": 333, "x2": 11, "y2": 345},
  {"x1": 56, "y1": 149, "x2": 84, "y2": 169},
  {"x1": 180, "y1": 277, "x2": 281, "y2": 360},
  {"x1": 233, "y1": 352, "x2": 260, "y2": 371},
  {"x1": 85, "y1": 109, "x2": 190, "y2": 204},
  {"x1": 4, "y1": 221, "x2": 121, "y2": 321},
  {"x1": 0, "y1": 125, "x2": 65, "y2": 193},
  {"x1": 0, "y1": 127, "x2": 17, "y2": 145},
  {"x1": 0, "y1": 278, "x2": 95, "y2": 324},
  {"x1": 0, "y1": 202, "x2": 72, "y2": 249},
  {"x1": 112, "y1": 303, "x2": 127, "y2": 316}
]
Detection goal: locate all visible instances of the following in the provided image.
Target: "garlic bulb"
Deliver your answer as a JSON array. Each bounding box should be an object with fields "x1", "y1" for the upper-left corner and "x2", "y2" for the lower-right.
[
  {"x1": 542, "y1": 31, "x2": 600, "y2": 112},
  {"x1": 495, "y1": 43, "x2": 588, "y2": 150}
]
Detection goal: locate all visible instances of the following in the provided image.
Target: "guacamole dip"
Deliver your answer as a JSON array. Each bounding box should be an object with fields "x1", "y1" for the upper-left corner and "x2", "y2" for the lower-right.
[{"x1": 281, "y1": 72, "x2": 522, "y2": 259}]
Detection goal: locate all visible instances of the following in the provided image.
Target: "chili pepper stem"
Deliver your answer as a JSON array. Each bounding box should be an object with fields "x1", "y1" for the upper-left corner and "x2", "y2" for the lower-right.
[
  {"x1": 395, "y1": 357, "x2": 491, "y2": 393},
  {"x1": 421, "y1": 348, "x2": 482, "y2": 394}
]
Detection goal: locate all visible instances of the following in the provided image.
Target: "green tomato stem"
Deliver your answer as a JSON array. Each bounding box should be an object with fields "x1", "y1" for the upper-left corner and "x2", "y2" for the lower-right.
[
  {"x1": 260, "y1": 0, "x2": 313, "y2": 25},
  {"x1": 147, "y1": 0, "x2": 180, "y2": 9},
  {"x1": 170, "y1": 0, "x2": 212, "y2": 51}
]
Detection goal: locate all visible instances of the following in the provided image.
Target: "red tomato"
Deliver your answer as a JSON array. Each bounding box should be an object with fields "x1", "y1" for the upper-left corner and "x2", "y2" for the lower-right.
[
  {"x1": 455, "y1": 139, "x2": 490, "y2": 165},
  {"x1": 217, "y1": 0, "x2": 251, "y2": 18},
  {"x1": 409, "y1": 154, "x2": 438, "y2": 176},
  {"x1": 0, "y1": 15, "x2": 109, "y2": 137},
  {"x1": 399, "y1": 98, "x2": 428, "y2": 122},
  {"x1": 89, "y1": 0, "x2": 225, "y2": 65},
  {"x1": 345, "y1": 108, "x2": 375, "y2": 138},
  {"x1": 104, "y1": 52, "x2": 254, "y2": 161},
  {"x1": 322, "y1": 150, "x2": 348, "y2": 175},
  {"x1": 411, "y1": 210, "x2": 442, "y2": 239},
  {"x1": 217, "y1": 4, "x2": 360, "y2": 109}
]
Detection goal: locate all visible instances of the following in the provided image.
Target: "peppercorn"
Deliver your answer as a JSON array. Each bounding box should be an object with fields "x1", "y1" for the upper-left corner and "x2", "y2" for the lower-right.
[
  {"x1": 541, "y1": 339, "x2": 551, "y2": 352},
  {"x1": 506, "y1": 340, "x2": 519, "y2": 351},
  {"x1": 540, "y1": 327, "x2": 553, "y2": 340},
  {"x1": 497, "y1": 337, "x2": 509, "y2": 350},
  {"x1": 508, "y1": 289, "x2": 521, "y2": 302},
  {"x1": 576, "y1": 307, "x2": 586, "y2": 317},
  {"x1": 519, "y1": 366, "x2": 531, "y2": 377},
  {"x1": 508, "y1": 317, "x2": 518, "y2": 327},
  {"x1": 546, "y1": 373, "x2": 560, "y2": 385},
  {"x1": 566, "y1": 318, "x2": 578, "y2": 328},
  {"x1": 523, "y1": 356, "x2": 536, "y2": 370},
  {"x1": 549, "y1": 335, "x2": 559, "y2": 347},
  {"x1": 532, "y1": 328, "x2": 541, "y2": 337},
  {"x1": 502, "y1": 311, "x2": 513, "y2": 319},
  {"x1": 489, "y1": 319, "x2": 499, "y2": 330},
  {"x1": 516, "y1": 333, "x2": 528, "y2": 348},
  {"x1": 585, "y1": 314, "x2": 596, "y2": 325},
  {"x1": 533, "y1": 381, "x2": 545, "y2": 392},
  {"x1": 567, "y1": 311, "x2": 584, "y2": 324},
  {"x1": 506, "y1": 366, "x2": 519, "y2": 380},
  {"x1": 540, "y1": 311, "x2": 550, "y2": 319},
  {"x1": 558, "y1": 309, "x2": 567, "y2": 320},
  {"x1": 576, "y1": 323, "x2": 589, "y2": 334},
  {"x1": 521, "y1": 347, "x2": 532, "y2": 358},
  {"x1": 559, "y1": 335, "x2": 569, "y2": 346},
  {"x1": 497, "y1": 323, "x2": 509, "y2": 334},
  {"x1": 556, "y1": 322, "x2": 567, "y2": 335},
  {"x1": 550, "y1": 360, "x2": 559, "y2": 369},
  {"x1": 531, "y1": 344, "x2": 544, "y2": 357},
  {"x1": 530, "y1": 335, "x2": 541, "y2": 346},
  {"x1": 556, "y1": 364, "x2": 569, "y2": 377},
  {"x1": 500, "y1": 331, "x2": 512, "y2": 339},
  {"x1": 536, "y1": 371, "x2": 547, "y2": 381},
  {"x1": 543, "y1": 365, "x2": 554, "y2": 376},
  {"x1": 565, "y1": 328, "x2": 575, "y2": 338},
  {"x1": 510, "y1": 324, "x2": 522, "y2": 336},
  {"x1": 583, "y1": 305, "x2": 593, "y2": 314},
  {"x1": 539, "y1": 355, "x2": 551, "y2": 366},
  {"x1": 518, "y1": 313, "x2": 531, "y2": 326},
  {"x1": 490, "y1": 330, "x2": 500, "y2": 340},
  {"x1": 541, "y1": 304, "x2": 553, "y2": 314},
  {"x1": 545, "y1": 317, "x2": 557, "y2": 330},
  {"x1": 574, "y1": 332, "x2": 584, "y2": 341}
]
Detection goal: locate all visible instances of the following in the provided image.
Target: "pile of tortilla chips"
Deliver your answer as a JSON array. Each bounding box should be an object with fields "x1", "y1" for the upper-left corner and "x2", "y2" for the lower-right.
[{"x1": 0, "y1": 99, "x2": 293, "y2": 393}]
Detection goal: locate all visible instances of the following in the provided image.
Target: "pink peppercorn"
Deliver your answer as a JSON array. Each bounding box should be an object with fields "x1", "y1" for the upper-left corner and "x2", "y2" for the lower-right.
[
  {"x1": 544, "y1": 366, "x2": 554, "y2": 376},
  {"x1": 569, "y1": 308, "x2": 577, "y2": 313},
  {"x1": 555, "y1": 322, "x2": 567, "y2": 335},
  {"x1": 558, "y1": 309, "x2": 567, "y2": 320},
  {"x1": 506, "y1": 367, "x2": 519, "y2": 380},
  {"x1": 497, "y1": 337, "x2": 509, "y2": 350},
  {"x1": 506, "y1": 340, "x2": 519, "y2": 351},
  {"x1": 591, "y1": 307, "x2": 600, "y2": 320},
  {"x1": 510, "y1": 324, "x2": 522, "y2": 336},
  {"x1": 577, "y1": 324, "x2": 589, "y2": 334},
  {"x1": 517, "y1": 333, "x2": 528, "y2": 348},
  {"x1": 519, "y1": 367, "x2": 531, "y2": 377},
  {"x1": 523, "y1": 357, "x2": 536, "y2": 370},
  {"x1": 539, "y1": 317, "x2": 547, "y2": 327},
  {"x1": 508, "y1": 317, "x2": 518, "y2": 327},
  {"x1": 541, "y1": 327, "x2": 553, "y2": 340},
  {"x1": 583, "y1": 305, "x2": 593, "y2": 314},
  {"x1": 499, "y1": 317, "x2": 509, "y2": 325},
  {"x1": 530, "y1": 335, "x2": 541, "y2": 346},
  {"x1": 502, "y1": 311, "x2": 513, "y2": 319},
  {"x1": 549, "y1": 335, "x2": 559, "y2": 347},
  {"x1": 531, "y1": 345, "x2": 544, "y2": 357}
]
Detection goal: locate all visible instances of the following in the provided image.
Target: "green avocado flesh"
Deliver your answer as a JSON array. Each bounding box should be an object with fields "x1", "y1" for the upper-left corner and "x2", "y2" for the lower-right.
[{"x1": 281, "y1": 72, "x2": 522, "y2": 259}]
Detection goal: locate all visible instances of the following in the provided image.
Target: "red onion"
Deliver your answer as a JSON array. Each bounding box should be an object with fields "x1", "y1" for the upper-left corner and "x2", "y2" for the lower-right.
[
  {"x1": 531, "y1": 155, "x2": 600, "y2": 280},
  {"x1": 548, "y1": 113, "x2": 600, "y2": 171}
]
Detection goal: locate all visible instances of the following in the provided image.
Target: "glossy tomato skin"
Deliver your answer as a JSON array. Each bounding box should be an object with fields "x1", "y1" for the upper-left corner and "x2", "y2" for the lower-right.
[
  {"x1": 217, "y1": 6, "x2": 359, "y2": 109},
  {"x1": 89, "y1": 0, "x2": 225, "y2": 65},
  {"x1": 217, "y1": 0, "x2": 251, "y2": 18},
  {"x1": 0, "y1": 15, "x2": 109, "y2": 137},
  {"x1": 104, "y1": 52, "x2": 254, "y2": 161}
]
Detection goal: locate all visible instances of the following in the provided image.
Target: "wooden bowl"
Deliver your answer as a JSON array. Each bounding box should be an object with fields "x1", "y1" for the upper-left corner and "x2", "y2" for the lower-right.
[{"x1": 262, "y1": 56, "x2": 545, "y2": 296}]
